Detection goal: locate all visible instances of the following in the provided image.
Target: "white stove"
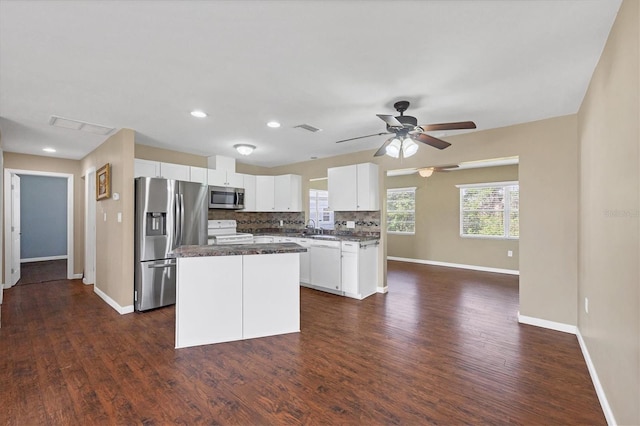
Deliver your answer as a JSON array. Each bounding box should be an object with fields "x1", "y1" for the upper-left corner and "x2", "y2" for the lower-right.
[{"x1": 207, "y1": 220, "x2": 254, "y2": 245}]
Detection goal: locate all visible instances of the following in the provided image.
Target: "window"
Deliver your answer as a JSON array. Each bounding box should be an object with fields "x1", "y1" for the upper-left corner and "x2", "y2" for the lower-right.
[
  {"x1": 309, "y1": 189, "x2": 334, "y2": 230},
  {"x1": 457, "y1": 181, "x2": 519, "y2": 239},
  {"x1": 387, "y1": 187, "x2": 416, "y2": 234}
]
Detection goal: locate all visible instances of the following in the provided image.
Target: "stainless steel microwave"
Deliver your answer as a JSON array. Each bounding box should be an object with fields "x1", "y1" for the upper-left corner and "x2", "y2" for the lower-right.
[{"x1": 209, "y1": 185, "x2": 245, "y2": 209}]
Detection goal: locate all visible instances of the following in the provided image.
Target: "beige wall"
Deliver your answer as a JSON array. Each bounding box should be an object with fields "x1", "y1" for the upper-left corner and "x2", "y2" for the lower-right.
[
  {"x1": 387, "y1": 165, "x2": 519, "y2": 271},
  {"x1": 81, "y1": 129, "x2": 135, "y2": 309},
  {"x1": 135, "y1": 144, "x2": 207, "y2": 167},
  {"x1": 2, "y1": 152, "x2": 84, "y2": 276},
  {"x1": 577, "y1": 0, "x2": 639, "y2": 423},
  {"x1": 270, "y1": 114, "x2": 579, "y2": 325}
]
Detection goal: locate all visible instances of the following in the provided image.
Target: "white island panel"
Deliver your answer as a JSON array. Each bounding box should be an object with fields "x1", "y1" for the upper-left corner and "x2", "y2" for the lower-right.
[
  {"x1": 242, "y1": 253, "x2": 300, "y2": 339},
  {"x1": 176, "y1": 255, "x2": 243, "y2": 348}
]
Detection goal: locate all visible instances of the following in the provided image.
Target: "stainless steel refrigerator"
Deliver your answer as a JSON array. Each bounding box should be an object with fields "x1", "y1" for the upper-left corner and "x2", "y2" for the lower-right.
[{"x1": 134, "y1": 177, "x2": 208, "y2": 311}]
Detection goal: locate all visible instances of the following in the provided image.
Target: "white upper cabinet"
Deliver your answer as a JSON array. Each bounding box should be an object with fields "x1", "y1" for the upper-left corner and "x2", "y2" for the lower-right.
[
  {"x1": 134, "y1": 159, "x2": 190, "y2": 181},
  {"x1": 274, "y1": 174, "x2": 302, "y2": 211},
  {"x1": 160, "y1": 162, "x2": 191, "y2": 181},
  {"x1": 189, "y1": 167, "x2": 207, "y2": 184},
  {"x1": 254, "y1": 174, "x2": 302, "y2": 212},
  {"x1": 242, "y1": 174, "x2": 257, "y2": 211},
  {"x1": 208, "y1": 169, "x2": 243, "y2": 187},
  {"x1": 255, "y1": 176, "x2": 275, "y2": 211},
  {"x1": 134, "y1": 159, "x2": 160, "y2": 178},
  {"x1": 328, "y1": 163, "x2": 379, "y2": 211}
]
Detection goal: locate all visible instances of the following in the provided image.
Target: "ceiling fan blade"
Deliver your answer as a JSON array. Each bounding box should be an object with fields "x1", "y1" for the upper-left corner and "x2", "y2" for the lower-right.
[
  {"x1": 420, "y1": 121, "x2": 477, "y2": 131},
  {"x1": 433, "y1": 165, "x2": 459, "y2": 172},
  {"x1": 335, "y1": 132, "x2": 391, "y2": 143},
  {"x1": 374, "y1": 137, "x2": 394, "y2": 157},
  {"x1": 412, "y1": 133, "x2": 451, "y2": 150},
  {"x1": 376, "y1": 114, "x2": 403, "y2": 128}
]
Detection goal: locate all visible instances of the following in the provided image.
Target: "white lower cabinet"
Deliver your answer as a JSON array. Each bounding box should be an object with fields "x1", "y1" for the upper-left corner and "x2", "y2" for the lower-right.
[
  {"x1": 340, "y1": 240, "x2": 378, "y2": 300},
  {"x1": 297, "y1": 238, "x2": 311, "y2": 284}
]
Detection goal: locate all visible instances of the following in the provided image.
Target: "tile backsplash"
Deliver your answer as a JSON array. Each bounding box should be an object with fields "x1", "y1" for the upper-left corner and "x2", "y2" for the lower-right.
[{"x1": 209, "y1": 210, "x2": 380, "y2": 236}]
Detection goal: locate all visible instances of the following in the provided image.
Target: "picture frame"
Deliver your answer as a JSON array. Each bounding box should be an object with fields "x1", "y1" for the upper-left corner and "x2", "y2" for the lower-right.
[{"x1": 96, "y1": 163, "x2": 111, "y2": 200}]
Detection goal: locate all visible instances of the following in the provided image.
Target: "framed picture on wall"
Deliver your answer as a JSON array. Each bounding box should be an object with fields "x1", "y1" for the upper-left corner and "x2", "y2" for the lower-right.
[{"x1": 96, "y1": 163, "x2": 111, "y2": 200}]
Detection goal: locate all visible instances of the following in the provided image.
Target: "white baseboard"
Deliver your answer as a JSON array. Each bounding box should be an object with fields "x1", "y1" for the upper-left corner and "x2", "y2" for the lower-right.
[
  {"x1": 377, "y1": 286, "x2": 388, "y2": 294},
  {"x1": 21, "y1": 255, "x2": 68, "y2": 263},
  {"x1": 517, "y1": 313, "x2": 577, "y2": 334},
  {"x1": 93, "y1": 285, "x2": 134, "y2": 315},
  {"x1": 387, "y1": 256, "x2": 520, "y2": 276},
  {"x1": 71, "y1": 273, "x2": 83, "y2": 279},
  {"x1": 577, "y1": 330, "x2": 617, "y2": 426},
  {"x1": 82, "y1": 277, "x2": 94, "y2": 285}
]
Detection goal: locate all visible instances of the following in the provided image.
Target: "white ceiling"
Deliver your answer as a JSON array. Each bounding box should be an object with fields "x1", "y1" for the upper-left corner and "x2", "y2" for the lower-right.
[{"x1": 0, "y1": 0, "x2": 622, "y2": 168}]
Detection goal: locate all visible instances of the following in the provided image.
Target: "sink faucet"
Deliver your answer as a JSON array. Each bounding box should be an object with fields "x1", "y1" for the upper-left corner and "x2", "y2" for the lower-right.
[{"x1": 306, "y1": 219, "x2": 316, "y2": 234}]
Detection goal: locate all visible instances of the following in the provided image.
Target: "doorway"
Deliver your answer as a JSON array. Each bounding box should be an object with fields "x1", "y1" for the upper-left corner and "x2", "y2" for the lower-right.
[{"x1": 3, "y1": 169, "x2": 75, "y2": 288}]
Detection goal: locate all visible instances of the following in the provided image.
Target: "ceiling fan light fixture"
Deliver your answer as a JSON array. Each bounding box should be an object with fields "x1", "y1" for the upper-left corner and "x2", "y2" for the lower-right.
[
  {"x1": 234, "y1": 144, "x2": 256, "y2": 156},
  {"x1": 418, "y1": 168, "x2": 434, "y2": 178},
  {"x1": 402, "y1": 138, "x2": 418, "y2": 158},
  {"x1": 385, "y1": 138, "x2": 401, "y2": 158}
]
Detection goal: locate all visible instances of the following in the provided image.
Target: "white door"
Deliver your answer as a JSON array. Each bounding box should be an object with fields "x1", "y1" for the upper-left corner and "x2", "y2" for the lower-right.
[{"x1": 11, "y1": 174, "x2": 21, "y2": 285}]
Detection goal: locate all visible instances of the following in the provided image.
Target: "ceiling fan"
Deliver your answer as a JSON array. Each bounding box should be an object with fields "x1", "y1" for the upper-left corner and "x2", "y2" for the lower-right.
[{"x1": 336, "y1": 100, "x2": 476, "y2": 158}]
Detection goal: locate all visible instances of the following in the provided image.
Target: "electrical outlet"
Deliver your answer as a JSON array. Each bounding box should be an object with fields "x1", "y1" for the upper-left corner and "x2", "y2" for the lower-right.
[
  {"x1": 585, "y1": 297, "x2": 589, "y2": 314},
  {"x1": 347, "y1": 221, "x2": 355, "y2": 229},
  {"x1": 103, "y1": 212, "x2": 107, "y2": 222},
  {"x1": 279, "y1": 220, "x2": 284, "y2": 226},
  {"x1": 507, "y1": 250, "x2": 513, "y2": 257}
]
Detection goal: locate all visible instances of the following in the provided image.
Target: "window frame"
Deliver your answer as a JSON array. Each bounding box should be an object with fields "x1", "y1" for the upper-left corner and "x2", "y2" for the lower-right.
[
  {"x1": 309, "y1": 189, "x2": 334, "y2": 230},
  {"x1": 386, "y1": 186, "x2": 417, "y2": 235},
  {"x1": 456, "y1": 181, "x2": 519, "y2": 240}
]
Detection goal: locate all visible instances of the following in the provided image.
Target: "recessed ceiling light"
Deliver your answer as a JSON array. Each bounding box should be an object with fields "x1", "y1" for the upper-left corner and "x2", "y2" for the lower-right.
[
  {"x1": 267, "y1": 121, "x2": 281, "y2": 128},
  {"x1": 190, "y1": 110, "x2": 207, "y2": 118},
  {"x1": 43, "y1": 147, "x2": 56, "y2": 153}
]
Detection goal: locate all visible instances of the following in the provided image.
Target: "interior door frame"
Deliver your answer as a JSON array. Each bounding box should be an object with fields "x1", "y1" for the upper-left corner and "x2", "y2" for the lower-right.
[
  {"x1": 83, "y1": 167, "x2": 96, "y2": 285},
  {"x1": 3, "y1": 168, "x2": 75, "y2": 287}
]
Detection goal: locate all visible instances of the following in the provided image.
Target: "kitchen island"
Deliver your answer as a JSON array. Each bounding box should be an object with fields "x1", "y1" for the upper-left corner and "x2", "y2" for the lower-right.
[{"x1": 170, "y1": 243, "x2": 307, "y2": 349}]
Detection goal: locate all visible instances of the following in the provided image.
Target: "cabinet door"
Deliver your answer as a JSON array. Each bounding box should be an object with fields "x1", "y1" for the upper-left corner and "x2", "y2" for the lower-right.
[
  {"x1": 328, "y1": 165, "x2": 357, "y2": 211},
  {"x1": 356, "y1": 163, "x2": 380, "y2": 211},
  {"x1": 134, "y1": 159, "x2": 160, "y2": 178},
  {"x1": 160, "y1": 162, "x2": 190, "y2": 181},
  {"x1": 207, "y1": 169, "x2": 227, "y2": 186},
  {"x1": 226, "y1": 172, "x2": 244, "y2": 188},
  {"x1": 189, "y1": 167, "x2": 207, "y2": 184},
  {"x1": 298, "y1": 238, "x2": 311, "y2": 284},
  {"x1": 341, "y1": 250, "x2": 358, "y2": 296},
  {"x1": 255, "y1": 176, "x2": 275, "y2": 211},
  {"x1": 242, "y1": 174, "x2": 256, "y2": 211},
  {"x1": 274, "y1": 174, "x2": 302, "y2": 211}
]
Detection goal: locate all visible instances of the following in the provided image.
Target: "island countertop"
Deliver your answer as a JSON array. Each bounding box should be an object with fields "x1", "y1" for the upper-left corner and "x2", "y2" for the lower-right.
[{"x1": 170, "y1": 242, "x2": 307, "y2": 258}]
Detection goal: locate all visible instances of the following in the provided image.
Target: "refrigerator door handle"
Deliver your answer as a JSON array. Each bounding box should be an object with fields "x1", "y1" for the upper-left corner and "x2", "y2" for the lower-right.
[
  {"x1": 174, "y1": 193, "x2": 181, "y2": 247},
  {"x1": 179, "y1": 193, "x2": 185, "y2": 246},
  {"x1": 147, "y1": 262, "x2": 177, "y2": 269}
]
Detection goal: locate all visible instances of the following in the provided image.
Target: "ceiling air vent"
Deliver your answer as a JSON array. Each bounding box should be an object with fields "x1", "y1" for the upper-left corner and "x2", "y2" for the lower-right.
[
  {"x1": 49, "y1": 115, "x2": 115, "y2": 135},
  {"x1": 294, "y1": 124, "x2": 322, "y2": 133}
]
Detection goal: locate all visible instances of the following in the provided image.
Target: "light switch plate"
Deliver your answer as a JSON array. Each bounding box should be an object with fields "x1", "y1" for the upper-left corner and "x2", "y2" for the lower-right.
[
  {"x1": 117, "y1": 212, "x2": 122, "y2": 223},
  {"x1": 103, "y1": 212, "x2": 107, "y2": 222}
]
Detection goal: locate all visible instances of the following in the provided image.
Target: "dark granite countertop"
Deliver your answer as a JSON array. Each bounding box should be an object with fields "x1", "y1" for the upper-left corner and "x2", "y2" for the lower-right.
[
  {"x1": 170, "y1": 243, "x2": 307, "y2": 258},
  {"x1": 254, "y1": 232, "x2": 380, "y2": 243}
]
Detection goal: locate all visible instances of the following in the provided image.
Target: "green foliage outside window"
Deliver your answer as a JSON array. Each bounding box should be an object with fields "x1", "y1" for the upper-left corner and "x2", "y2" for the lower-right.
[
  {"x1": 460, "y1": 184, "x2": 519, "y2": 238},
  {"x1": 387, "y1": 188, "x2": 415, "y2": 233}
]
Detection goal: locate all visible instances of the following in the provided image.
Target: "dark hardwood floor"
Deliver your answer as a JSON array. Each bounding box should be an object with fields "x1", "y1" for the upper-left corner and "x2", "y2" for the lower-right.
[
  {"x1": 0, "y1": 260, "x2": 604, "y2": 425},
  {"x1": 17, "y1": 259, "x2": 67, "y2": 285}
]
